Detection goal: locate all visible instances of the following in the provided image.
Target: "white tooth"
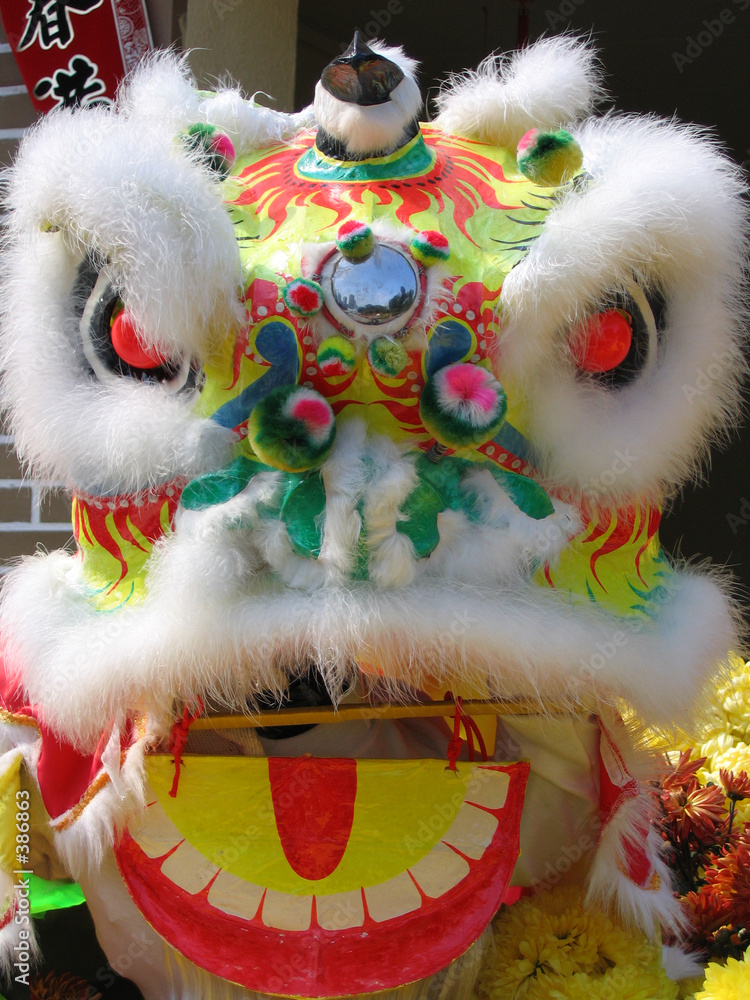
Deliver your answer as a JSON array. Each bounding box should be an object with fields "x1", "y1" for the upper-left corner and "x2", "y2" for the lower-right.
[
  {"x1": 365, "y1": 872, "x2": 421, "y2": 923},
  {"x1": 315, "y1": 889, "x2": 365, "y2": 930},
  {"x1": 207, "y1": 871, "x2": 265, "y2": 920},
  {"x1": 442, "y1": 803, "x2": 498, "y2": 860},
  {"x1": 465, "y1": 767, "x2": 510, "y2": 811},
  {"x1": 160, "y1": 842, "x2": 220, "y2": 894},
  {"x1": 129, "y1": 803, "x2": 182, "y2": 860},
  {"x1": 409, "y1": 842, "x2": 470, "y2": 898},
  {"x1": 262, "y1": 889, "x2": 313, "y2": 931}
]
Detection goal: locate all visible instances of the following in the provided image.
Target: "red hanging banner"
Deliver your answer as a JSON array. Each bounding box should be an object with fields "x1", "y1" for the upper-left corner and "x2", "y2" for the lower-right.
[{"x1": 0, "y1": 0, "x2": 152, "y2": 112}]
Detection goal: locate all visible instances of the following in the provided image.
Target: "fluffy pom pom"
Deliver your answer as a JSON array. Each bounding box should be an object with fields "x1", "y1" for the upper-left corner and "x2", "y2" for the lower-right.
[
  {"x1": 247, "y1": 385, "x2": 336, "y2": 472},
  {"x1": 410, "y1": 229, "x2": 450, "y2": 266},
  {"x1": 516, "y1": 128, "x2": 583, "y2": 186},
  {"x1": 367, "y1": 337, "x2": 409, "y2": 377},
  {"x1": 420, "y1": 363, "x2": 507, "y2": 447},
  {"x1": 336, "y1": 220, "x2": 375, "y2": 260},
  {"x1": 110, "y1": 310, "x2": 170, "y2": 369},
  {"x1": 183, "y1": 123, "x2": 235, "y2": 178},
  {"x1": 317, "y1": 335, "x2": 357, "y2": 376},
  {"x1": 282, "y1": 278, "x2": 324, "y2": 318}
]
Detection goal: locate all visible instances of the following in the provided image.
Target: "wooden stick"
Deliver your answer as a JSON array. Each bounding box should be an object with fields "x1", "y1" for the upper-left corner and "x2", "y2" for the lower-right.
[{"x1": 189, "y1": 698, "x2": 559, "y2": 731}]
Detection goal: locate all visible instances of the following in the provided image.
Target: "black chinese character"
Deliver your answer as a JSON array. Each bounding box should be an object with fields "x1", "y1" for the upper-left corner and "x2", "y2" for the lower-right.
[
  {"x1": 19, "y1": 0, "x2": 104, "y2": 52},
  {"x1": 33, "y1": 55, "x2": 110, "y2": 109}
]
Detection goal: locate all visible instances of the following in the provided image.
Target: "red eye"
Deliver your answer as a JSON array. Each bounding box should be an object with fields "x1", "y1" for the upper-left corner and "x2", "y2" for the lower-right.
[
  {"x1": 571, "y1": 309, "x2": 633, "y2": 373},
  {"x1": 110, "y1": 310, "x2": 170, "y2": 369}
]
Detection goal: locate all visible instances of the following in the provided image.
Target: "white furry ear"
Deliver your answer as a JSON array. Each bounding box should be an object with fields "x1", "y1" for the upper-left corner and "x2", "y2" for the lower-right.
[
  {"x1": 199, "y1": 91, "x2": 315, "y2": 156},
  {"x1": 498, "y1": 115, "x2": 749, "y2": 503},
  {"x1": 434, "y1": 35, "x2": 604, "y2": 147},
  {"x1": 116, "y1": 50, "x2": 201, "y2": 131},
  {"x1": 0, "y1": 53, "x2": 240, "y2": 492},
  {"x1": 314, "y1": 42, "x2": 422, "y2": 157},
  {"x1": 4, "y1": 55, "x2": 242, "y2": 361},
  {"x1": 118, "y1": 51, "x2": 314, "y2": 159}
]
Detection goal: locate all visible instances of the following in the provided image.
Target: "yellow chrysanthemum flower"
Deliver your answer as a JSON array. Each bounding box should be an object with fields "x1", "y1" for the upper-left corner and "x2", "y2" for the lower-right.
[
  {"x1": 547, "y1": 965, "x2": 679, "y2": 1000},
  {"x1": 474, "y1": 885, "x2": 677, "y2": 1000},
  {"x1": 698, "y1": 661, "x2": 750, "y2": 757},
  {"x1": 695, "y1": 953, "x2": 750, "y2": 1000}
]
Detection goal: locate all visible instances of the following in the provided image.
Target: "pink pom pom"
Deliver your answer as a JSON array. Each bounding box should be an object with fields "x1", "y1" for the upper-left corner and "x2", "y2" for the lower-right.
[
  {"x1": 440, "y1": 364, "x2": 499, "y2": 418},
  {"x1": 287, "y1": 394, "x2": 334, "y2": 444},
  {"x1": 209, "y1": 132, "x2": 235, "y2": 164}
]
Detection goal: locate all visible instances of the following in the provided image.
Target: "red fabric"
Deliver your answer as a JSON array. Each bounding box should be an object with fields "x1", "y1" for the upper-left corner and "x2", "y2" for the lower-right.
[
  {"x1": 598, "y1": 719, "x2": 656, "y2": 889},
  {"x1": 598, "y1": 721, "x2": 640, "y2": 830},
  {"x1": 0, "y1": 648, "x2": 30, "y2": 718},
  {"x1": 1, "y1": 641, "x2": 108, "y2": 819},
  {"x1": 35, "y1": 721, "x2": 105, "y2": 820},
  {"x1": 622, "y1": 825, "x2": 655, "y2": 888}
]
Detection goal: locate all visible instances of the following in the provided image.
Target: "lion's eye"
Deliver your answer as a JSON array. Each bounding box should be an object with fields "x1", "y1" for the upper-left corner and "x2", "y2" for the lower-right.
[
  {"x1": 72, "y1": 254, "x2": 197, "y2": 392},
  {"x1": 571, "y1": 308, "x2": 632, "y2": 372},
  {"x1": 569, "y1": 286, "x2": 664, "y2": 390}
]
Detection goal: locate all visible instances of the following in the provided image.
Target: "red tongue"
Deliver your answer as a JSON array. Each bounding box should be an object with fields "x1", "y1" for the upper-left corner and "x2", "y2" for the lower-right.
[{"x1": 268, "y1": 757, "x2": 357, "y2": 881}]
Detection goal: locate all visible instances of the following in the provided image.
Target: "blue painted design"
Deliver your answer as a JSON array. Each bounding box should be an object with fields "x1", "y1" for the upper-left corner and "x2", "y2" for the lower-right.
[
  {"x1": 491, "y1": 421, "x2": 540, "y2": 467},
  {"x1": 211, "y1": 320, "x2": 300, "y2": 429},
  {"x1": 627, "y1": 580, "x2": 669, "y2": 604},
  {"x1": 296, "y1": 133, "x2": 435, "y2": 182},
  {"x1": 424, "y1": 320, "x2": 473, "y2": 377}
]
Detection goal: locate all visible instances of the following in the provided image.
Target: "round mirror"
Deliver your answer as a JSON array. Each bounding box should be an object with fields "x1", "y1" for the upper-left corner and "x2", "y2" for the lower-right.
[{"x1": 330, "y1": 245, "x2": 419, "y2": 326}]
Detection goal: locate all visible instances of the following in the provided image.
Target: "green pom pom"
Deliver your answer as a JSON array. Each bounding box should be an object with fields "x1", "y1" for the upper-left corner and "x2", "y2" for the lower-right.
[
  {"x1": 368, "y1": 337, "x2": 408, "y2": 377},
  {"x1": 410, "y1": 230, "x2": 450, "y2": 267},
  {"x1": 420, "y1": 363, "x2": 507, "y2": 448},
  {"x1": 317, "y1": 335, "x2": 356, "y2": 376},
  {"x1": 282, "y1": 278, "x2": 324, "y2": 318},
  {"x1": 336, "y1": 221, "x2": 375, "y2": 260},
  {"x1": 516, "y1": 128, "x2": 583, "y2": 187},
  {"x1": 248, "y1": 385, "x2": 336, "y2": 472},
  {"x1": 183, "y1": 123, "x2": 235, "y2": 178}
]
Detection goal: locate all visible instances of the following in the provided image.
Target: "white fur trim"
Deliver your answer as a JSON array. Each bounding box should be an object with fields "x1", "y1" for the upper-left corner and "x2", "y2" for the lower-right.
[
  {"x1": 317, "y1": 420, "x2": 367, "y2": 579},
  {"x1": 0, "y1": 522, "x2": 734, "y2": 746},
  {"x1": 1, "y1": 57, "x2": 242, "y2": 493},
  {"x1": 200, "y1": 92, "x2": 315, "y2": 156},
  {"x1": 51, "y1": 732, "x2": 147, "y2": 878},
  {"x1": 586, "y1": 714, "x2": 686, "y2": 935},
  {"x1": 362, "y1": 436, "x2": 418, "y2": 589},
  {"x1": 587, "y1": 800, "x2": 686, "y2": 937},
  {"x1": 499, "y1": 114, "x2": 749, "y2": 501},
  {"x1": 4, "y1": 72, "x2": 243, "y2": 361},
  {"x1": 0, "y1": 235, "x2": 233, "y2": 493},
  {"x1": 434, "y1": 36, "x2": 604, "y2": 147},
  {"x1": 421, "y1": 474, "x2": 580, "y2": 584},
  {"x1": 314, "y1": 42, "x2": 421, "y2": 158},
  {"x1": 117, "y1": 51, "x2": 315, "y2": 155},
  {"x1": 661, "y1": 943, "x2": 706, "y2": 982},
  {"x1": 0, "y1": 897, "x2": 38, "y2": 985}
]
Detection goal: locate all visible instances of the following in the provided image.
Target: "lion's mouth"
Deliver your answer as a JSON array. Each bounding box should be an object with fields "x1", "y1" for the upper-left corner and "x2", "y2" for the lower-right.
[{"x1": 115, "y1": 753, "x2": 528, "y2": 996}]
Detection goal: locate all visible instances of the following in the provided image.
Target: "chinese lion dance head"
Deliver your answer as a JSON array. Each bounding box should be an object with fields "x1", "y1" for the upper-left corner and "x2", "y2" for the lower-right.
[{"x1": 0, "y1": 33, "x2": 746, "y2": 1000}]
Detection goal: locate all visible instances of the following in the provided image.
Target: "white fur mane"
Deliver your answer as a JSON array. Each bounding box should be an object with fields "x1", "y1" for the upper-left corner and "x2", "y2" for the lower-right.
[{"x1": 434, "y1": 35, "x2": 604, "y2": 147}]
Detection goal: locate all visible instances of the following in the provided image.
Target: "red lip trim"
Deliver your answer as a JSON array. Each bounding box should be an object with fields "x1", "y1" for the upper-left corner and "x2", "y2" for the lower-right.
[{"x1": 114, "y1": 762, "x2": 529, "y2": 997}]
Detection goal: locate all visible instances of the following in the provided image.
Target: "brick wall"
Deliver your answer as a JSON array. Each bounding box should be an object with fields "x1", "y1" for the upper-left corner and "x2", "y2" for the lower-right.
[{"x1": 0, "y1": 435, "x2": 74, "y2": 571}]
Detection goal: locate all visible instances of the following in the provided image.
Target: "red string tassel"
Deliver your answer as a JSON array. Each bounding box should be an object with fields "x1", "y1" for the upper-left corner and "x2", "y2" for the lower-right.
[
  {"x1": 444, "y1": 692, "x2": 489, "y2": 771},
  {"x1": 168, "y1": 698, "x2": 204, "y2": 798}
]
